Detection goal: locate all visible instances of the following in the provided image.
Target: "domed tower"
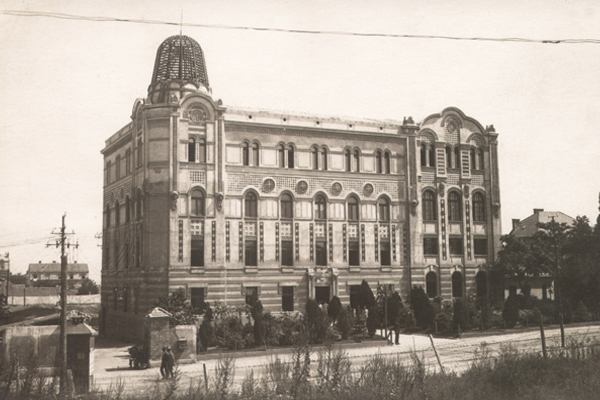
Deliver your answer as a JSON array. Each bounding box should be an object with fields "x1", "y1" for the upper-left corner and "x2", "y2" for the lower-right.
[{"x1": 147, "y1": 35, "x2": 211, "y2": 104}]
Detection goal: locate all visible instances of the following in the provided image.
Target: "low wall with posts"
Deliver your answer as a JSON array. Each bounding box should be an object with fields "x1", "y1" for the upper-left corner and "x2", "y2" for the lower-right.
[{"x1": 7, "y1": 294, "x2": 100, "y2": 306}]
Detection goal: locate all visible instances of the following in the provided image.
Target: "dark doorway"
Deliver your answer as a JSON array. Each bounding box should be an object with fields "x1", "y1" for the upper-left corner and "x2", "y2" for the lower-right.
[{"x1": 315, "y1": 286, "x2": 330, "y2": 305}]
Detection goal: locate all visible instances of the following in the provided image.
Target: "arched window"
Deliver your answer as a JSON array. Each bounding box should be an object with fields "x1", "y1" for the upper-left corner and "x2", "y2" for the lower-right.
[
  {"x1": 191, "y1": 189, "x2": 205, "y2": 216},
  {"x1": 242, "y1": 142, "x2": 250, "y2": 166},
  {"x1": 136, "y1": 195, "x2": 142, "y2": 220},
  {"x1": 429, "y1": 147, "x2": 435, "y2": 168},
  {"x1": 448, "y1": 191, "x2": 462, "y2": 222},
  {"x1": 470, "y1": 148, "x2": 476, "y2": 170},
  {"x1": 252, "y1": 143, "x2": 259, "y2": 166},
  {"x1": 426, "y1": 271, "x2": 438, "y2": 298},
  {"x1": 245, "y1": 192, "x2": 257, "y2": 218},
  {"x1": 345, "y1": 149, "x2": 352, "y2": 172},
  {"x1": 278, "y1": 145, "x2": 285, "y2": 168},
  {"x1": 476, "y1": 270, "x2": 487, "y2": 297},
  {"x1": 473, "y1": 192, "x2": 486, "y2": 222},
  {"x1": 315, "y1": 195, "x2": 327, "y2": 220},
  {"x1": 378, "y1": 197, "x2": 390, "y2": 221},
  {"x1": 422, "y1": 190, "x2": 437, "y2": 221},
  {"x1": 375, "y1": 151, "x2": 382, "y2": 174},
  {"x1": 312, "y1": 146, "x2": 319, "y2": 170},
  {"x1": 281, "y1": 193, "x2": 293, "y2": 219},
  {"x1": 384, "y1": 152, "x2": 391, "y2": 174},
  {"x1": 137, "y1": 138, "x2": 143, "y2": 167},
  {"x1": 115, "y1": 201, "x2": 120, "y2": 226},
  {"x1": 354, "y1": 150, "x2": 360, "y2": 172},
  {"x1": 420, "y1": 145, "x2": 427, "y2": 167},
  {"x1": 321, "y1": 147, "x2": 328, "y2": 171},
  {"x1": 446, "y1": 146, "x2": 452, "y2": 168},
  {"x1": 454, "y1": 147, "x2": 460, "y2": 170},
  {"x1": 348, "y1": 196, "x2": 359, "y2": 221},
  {"x1": 477, "y1": 149, "x2": 484, "y2": 170},
  {"x1": 105, "y1": 204, "x2": 111, "y2": 228},
  {"x1": 452, "y1": 271, "x2": 463, "y2": 297},
  {"x1": 198, "y1": 139, "x2": 206, "y2": 163},
  {"x1": 288, "y1": 146, "x2": 295, "y2": 168},
  {"x1": 125, "y1": 196, "x2": 131, "y2": 223},
  {"x1": 188, "y1": 138, "x2": 196, "y2": 162}
]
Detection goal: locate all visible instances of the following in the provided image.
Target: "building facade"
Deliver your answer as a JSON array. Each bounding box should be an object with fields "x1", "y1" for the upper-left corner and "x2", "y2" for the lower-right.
[
  {"x1": 100, "y1": 35, "x2": 502, "y2": 340},
  {"x1": 27, "y1": 262, "x2": 89, "y2": 289}
]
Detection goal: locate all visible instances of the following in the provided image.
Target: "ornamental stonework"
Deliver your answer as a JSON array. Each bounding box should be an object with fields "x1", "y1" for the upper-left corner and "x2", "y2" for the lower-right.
[
  {"x1": 295, "y1": 180, "x2": 308, "y2": 195},
  {"x1": 331, "y1": 182, "x2": 343, "y2": 196},
  {"x1": 262, "y1": 178, "x2": 275, "y2": 193},
  {"x1": 363, "y1": 183, "x2": 374, "y2": 197}
]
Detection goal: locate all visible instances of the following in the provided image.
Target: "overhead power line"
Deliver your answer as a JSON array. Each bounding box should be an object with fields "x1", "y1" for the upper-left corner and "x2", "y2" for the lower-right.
[{"x1": 4, "y1": 10, "x2": 600, "y2": 45}]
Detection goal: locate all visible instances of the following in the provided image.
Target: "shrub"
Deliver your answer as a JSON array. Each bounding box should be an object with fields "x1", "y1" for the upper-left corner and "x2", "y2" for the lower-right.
[
  {"x1": 503, "y1": 295, "x2": 520, "y2": 328},
  {"x1": 387, "y1": 291, "x2": 404, "y2": 329},
  {"x1": 336, "y1": 307, "x2": 354, "y2": 339},
  {"x1": 434, "y1": 299, "x2": 453, "y2": 333},
  {"x1": 154, "y1": 287, "x2": 198, "y2": 326},
  {"x1": 360, "y1": 280, "x2": 377, "y2": 309},
  {"x1": 410, "y1": 286, "x2": 435, "y2": 330},
  {"x1": 366, "y1": 306, "x2": 381, "y2": 338},
  {"x1": 198, "y1": 317, "x2": 213, "y2": 352},
  {"x1": 305, "y1": 299, "x2": 330, "y2": 343},
  {"x1": 453, "y1": 297, "x2": 471, "y2": 332},
  {"x1": 328, "y1": 296, "x2": 342, "y2": 321},
  {"x1": 573, "y1": 301, "x2": 592, "y2": 322}
]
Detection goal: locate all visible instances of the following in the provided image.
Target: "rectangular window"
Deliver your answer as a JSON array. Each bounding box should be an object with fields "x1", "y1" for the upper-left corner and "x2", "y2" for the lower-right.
[
  {"x1": 282, "y1": 286, "x2": 294, "y2": 312},
  {"x1": 380, "y1": 242, "x2": 391, "y2": 266},
  {"x1": 315, "y1": 286, "x2": 330, "y2": 305},
  {"x1": 191, "y1": 287, "x2": 205, "y2": 311},
  {"x1": 245, "y1": 240, "x2": 257, "y2": 266},
  {"x1": 191, "y1": 238, "x2": 204, "y2": 267},
  {"x1": 245, "y1": 287, "x2": 258, "y2": 305},
  {"x1": 350, "y1": 285, "x2": 361, "y2": 309},
  {"x1": 316, "y1": 241, "x2": 327, "y2": 266},
  {"x1": 349, "y1": 241, "x2": 360, "y2": 266},
  {"x1": 449, "y1": 238, "x2": 463, "y2": 255},
  {"x1": 474, "y1": 238, "x2": 488, "y2": 255},
  {"x1": 423, "y1": 237, "x2": 439, "y2": 255},
  {"x1": 282, "y1": 240, "x2": 293, "y2": 267}
]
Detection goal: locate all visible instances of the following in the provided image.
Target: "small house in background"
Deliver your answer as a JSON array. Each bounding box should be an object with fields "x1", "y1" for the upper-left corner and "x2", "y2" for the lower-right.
[
  {"x1": 0, "y1": 253, "x2": 9, "y2": 299},
  {"x1": 507, "y1": 208, "x2": 575, "y2": 300},
  {"x1": 27, "y1": 261, "x2": 89, "y2": 289}
]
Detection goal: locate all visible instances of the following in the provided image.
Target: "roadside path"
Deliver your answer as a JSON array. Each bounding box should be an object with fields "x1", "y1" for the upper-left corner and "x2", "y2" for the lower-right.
[{"x1": 92, "y1": 324, "x2": 600, "y2": 394}]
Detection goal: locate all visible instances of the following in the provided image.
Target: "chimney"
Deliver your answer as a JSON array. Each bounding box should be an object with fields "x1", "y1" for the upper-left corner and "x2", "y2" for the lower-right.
[
  {"x1": 52, "y1": 260, "x2": 56, "y2": 263},
  {"x1": 512, "y1": 219, "x2": 521, "y2": 231},
  {"x1": 533, "y1": 208, "x2": 544, "y2": 214},
  {"x1": 39, "y1": 261, "x2": 41, "y2": 263}
]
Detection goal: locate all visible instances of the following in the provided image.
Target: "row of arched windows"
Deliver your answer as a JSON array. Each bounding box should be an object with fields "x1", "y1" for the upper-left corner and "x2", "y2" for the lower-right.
[
  {"x1": 420, "y1": 143, "x2": 485, "y2": 170},
  {"x1": 104, "y1": 196, "x2": 142, "y2": 228},
  {"x1": 425, "y1": 270, "x2": 487, "y2": 298},
  {"x1": 242, "y1": 192, "x2": 392, "y2": 221},
  {"x1": 422, "y1": 190, "x2": 486, "y2": 222}
]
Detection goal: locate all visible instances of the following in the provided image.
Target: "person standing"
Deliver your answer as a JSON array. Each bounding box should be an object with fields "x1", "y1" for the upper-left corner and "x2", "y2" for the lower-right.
[
  {"x1": 160, "y1": 347, "x2": 168, "y2": 379},
  {"x1": 165, "y1": 346, "x2": 175, "y2": 379}
]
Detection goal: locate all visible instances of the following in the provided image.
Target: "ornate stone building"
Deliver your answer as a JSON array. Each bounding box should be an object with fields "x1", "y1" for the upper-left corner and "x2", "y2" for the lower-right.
[{"x1": 100, "y1": 35, "x2": 502, "y2": 340}]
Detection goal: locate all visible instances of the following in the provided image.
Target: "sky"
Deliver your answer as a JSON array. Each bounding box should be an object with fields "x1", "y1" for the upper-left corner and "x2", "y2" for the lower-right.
[{"x1": 1, "y1": 0, "x2": 600, "y2": 283}]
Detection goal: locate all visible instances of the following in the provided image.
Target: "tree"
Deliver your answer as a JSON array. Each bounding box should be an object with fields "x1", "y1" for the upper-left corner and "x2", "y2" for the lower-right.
[
  {"x1": 77, "y1": 278, "x2": 99, "y2": 295},
  {"x1": 358, "y1": 280, "x2": 376, "y2": 310},
  {"x1": 198, "y1": 303, "x2": 214, "y2": 352},
  {"x1": 9, "y1": 273, "x2": 27, "y2": 285},
  {"x1": 453, "y1": 297, "x2": 471, "y2": 331},
  {"x1": 502, "y1": 294, "x2": 519, "y2": 328},
  {"x1": 305, "y1": 298, "x2": 329, "y2": 343},
  {"x1": 366, "y1": 306, "x2": 380, "y2": 338},
  {"x1": 336, "y1": 306, "x2": 354, "y2": 340},
  {"x1": 494, "y1": 234, "x2": 543, "y2": 291},
  {"x1": 328, "y1": 296, "x2": 342, "y2": 321},
  {"x1": 410, "y1": 286, "x2": 435, "y2": 330},
  {"x1": 155, "y1": 288, "x2": 198, "y2": 325}
]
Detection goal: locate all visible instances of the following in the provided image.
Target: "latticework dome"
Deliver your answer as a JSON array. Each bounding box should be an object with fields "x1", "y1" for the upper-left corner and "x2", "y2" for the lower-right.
[{"x1": 151, "y1": 35, "x2": 209, "y2": 89}]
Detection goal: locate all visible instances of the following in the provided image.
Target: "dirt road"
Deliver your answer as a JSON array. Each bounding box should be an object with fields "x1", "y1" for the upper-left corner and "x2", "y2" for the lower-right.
[{"x1": 92, "y1": 324, "x2": 600, "y2": 394}]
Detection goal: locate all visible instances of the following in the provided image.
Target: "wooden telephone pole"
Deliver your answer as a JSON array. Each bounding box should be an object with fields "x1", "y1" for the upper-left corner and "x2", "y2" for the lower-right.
[{"x1": 47, "y1": 214, "x2": 77, "y2": 395}]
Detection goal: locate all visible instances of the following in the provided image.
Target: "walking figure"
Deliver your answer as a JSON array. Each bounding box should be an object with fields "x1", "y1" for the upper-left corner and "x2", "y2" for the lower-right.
[
  {"x1": 160, "y1": 347, "x2": 168, "y2": 379},
  {"x1": 165, "y1": 346, "x2": 175, "y2": 378}
]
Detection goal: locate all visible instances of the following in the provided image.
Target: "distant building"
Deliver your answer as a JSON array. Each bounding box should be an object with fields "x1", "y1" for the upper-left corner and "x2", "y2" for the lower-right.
[
  {"x1": 507, "y1": 208, "x2": 575, "y2": 299},
  {"x1": 0, "y1": 253, "x2": 9, "y2": 298},
  {"x1": 101, "y1": 35, "x2": 502, "y2": 341},
  {"x1": 27, "y1": 261, "x2": 89, "y2": 289}
]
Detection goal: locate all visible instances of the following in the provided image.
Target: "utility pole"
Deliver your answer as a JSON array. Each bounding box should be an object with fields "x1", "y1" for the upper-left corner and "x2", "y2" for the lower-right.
[{"x1": 47, "y1": 214, "x2": 77, "y2": 395}]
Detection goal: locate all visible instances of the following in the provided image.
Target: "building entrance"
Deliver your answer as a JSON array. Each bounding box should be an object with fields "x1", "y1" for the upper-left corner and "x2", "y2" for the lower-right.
[{"x1": 315, "y1": 286, "x2": 330, "y2": 304}]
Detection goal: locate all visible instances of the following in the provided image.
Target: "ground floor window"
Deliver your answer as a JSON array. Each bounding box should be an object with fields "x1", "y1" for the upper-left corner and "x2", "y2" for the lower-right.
[
  {"x1": 191, "y1": 287, "x2": 206, "y2": 312},
  {"x1": 452, "y1": 271, "x2": 463, "y2": 297},
  {"x1": 245, "y1": 287, "x2": 258, "y2": 305},
  {"x1": 474, "y1": 238, "x2": 488, "y2": 256},
  {"x1": 245, "y1": 240, "x2": 257, "y2": 266},
  {"x1": 282, "y1": 240, "x2": 293, "y2": 267},
  {"x1": 426, "y1": 271, "x2": 437, "y2": 298},
  {"x1": 380, "y1": 242, "x2": 391, "y2": 266},
  {"x1": 350, "y1": 285, "x2": 361, "y2": 309},
  {"x1": 349, "y1": 241, "x2": 360, "y2": 266},
  {"x1": 316, "y1": 241, "x2": 327, "y2": 266},
  {"x1": 282, "y1": 286, "x2": 294, "y2": 311}
]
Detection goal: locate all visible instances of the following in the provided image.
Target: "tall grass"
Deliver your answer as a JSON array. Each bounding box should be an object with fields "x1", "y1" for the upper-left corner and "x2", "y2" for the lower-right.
[{"x1": 6, "y1": 337, "x2": 600, "y2": 399}]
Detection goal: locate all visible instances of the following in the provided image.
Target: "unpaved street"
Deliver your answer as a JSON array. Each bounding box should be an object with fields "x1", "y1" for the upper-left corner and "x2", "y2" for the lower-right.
[{"x1": 92, "y1": 324, "x2": 600, "y2": 394}]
